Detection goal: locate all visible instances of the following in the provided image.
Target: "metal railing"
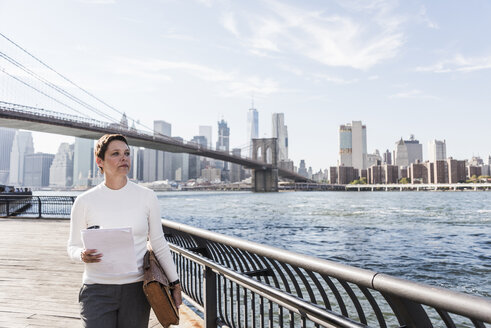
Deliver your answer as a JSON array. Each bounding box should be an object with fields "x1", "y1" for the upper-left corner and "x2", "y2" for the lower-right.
[
  {"x1": 1, "y1": 196, "x2": 490, "y2": 327},
  {"x1": 162, "y1": 220, "x2": 491, "y2": 328},
  {"x1": 0, "y1": 195, "x2": 75, "y2": 218}
]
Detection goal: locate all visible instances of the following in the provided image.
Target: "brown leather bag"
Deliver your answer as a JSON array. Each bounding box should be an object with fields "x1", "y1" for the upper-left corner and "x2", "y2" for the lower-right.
[{"x1": 143, "y1": 250, "x2": 179, "y2": 327}]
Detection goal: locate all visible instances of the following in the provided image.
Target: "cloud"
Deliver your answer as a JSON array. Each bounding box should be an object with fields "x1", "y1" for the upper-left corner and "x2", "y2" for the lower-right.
[
  {"x1": 111, "y1": 57, "x2": 281, "y2": 96},
  {"x1": 194, "y1": 0, "x2": 213, "y2": 7},
  {"x1": 416, "y1": 54, "x2": 491, "y2": 73},
  {"x1": 223, "y1": 0, "x2": 405, "y2": 70},
  {"x1": 418, "y1": 5, "x2": 439, "y2": 29},
  {"x1": 312, "y1": 73, "x2": 359, "y2": 85},
  {"x1": 221, "y1": 12, "x2": 240, "y2": 37},
  {"x1": 77, "y1": 0, "x2": 116, "y2": 4},
  {"x1": 389, "y1": 89, "x2": 438, "y2": 100}
]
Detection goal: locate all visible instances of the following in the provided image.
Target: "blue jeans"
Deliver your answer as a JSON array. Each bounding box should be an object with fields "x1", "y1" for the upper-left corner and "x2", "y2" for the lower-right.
[{"x1": 79, "y1": 281, "x2": 150, "y2": 328}]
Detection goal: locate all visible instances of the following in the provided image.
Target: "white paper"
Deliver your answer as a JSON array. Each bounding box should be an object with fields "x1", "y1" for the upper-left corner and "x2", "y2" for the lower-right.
[{"x1": 81, "y1": 227, "x2": 138, "y2": 274}]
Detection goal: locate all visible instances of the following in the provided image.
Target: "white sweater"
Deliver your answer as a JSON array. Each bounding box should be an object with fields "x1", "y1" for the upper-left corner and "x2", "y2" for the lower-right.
[{"x1": 67, "y1": 180, "x2": 179, "y2": 284}]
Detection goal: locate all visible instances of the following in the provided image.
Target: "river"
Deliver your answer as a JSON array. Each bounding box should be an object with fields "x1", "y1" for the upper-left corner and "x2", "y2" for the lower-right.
[{"x1": 155, "y1": 190, "x2": 491, "y2": 298}]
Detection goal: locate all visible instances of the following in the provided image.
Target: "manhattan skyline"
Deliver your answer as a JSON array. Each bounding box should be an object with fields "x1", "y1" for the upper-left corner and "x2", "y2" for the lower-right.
[{"x1": 1, "y1": 0, "x2": 490, "y2": 170}]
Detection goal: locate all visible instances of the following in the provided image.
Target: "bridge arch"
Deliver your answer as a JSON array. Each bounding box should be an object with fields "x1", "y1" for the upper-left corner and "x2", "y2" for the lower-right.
[
  {"x1": 266, "y1": 146, "x2": 272, "y2": 164},
  {"x1": 251, "y1": 138, "x2": 279, "y2": 192}
]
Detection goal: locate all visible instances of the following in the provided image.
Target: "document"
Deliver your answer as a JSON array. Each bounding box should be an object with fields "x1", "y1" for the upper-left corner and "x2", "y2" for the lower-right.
[{"x1": 81, "y1": 227, "x2": 138, "y2": 274}]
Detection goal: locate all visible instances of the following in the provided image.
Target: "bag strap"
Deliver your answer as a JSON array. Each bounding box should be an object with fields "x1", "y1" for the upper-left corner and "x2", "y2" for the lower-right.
[{"x1": 143, "y1": 250, "x2": 151, "y2": 270}]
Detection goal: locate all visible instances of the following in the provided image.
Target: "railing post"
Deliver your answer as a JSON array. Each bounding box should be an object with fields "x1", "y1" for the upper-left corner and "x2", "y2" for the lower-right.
[
  {"x1": 203, "y1": 266, "x2": 218, "y2": 328},
  {"x1": 37, "y1": 196, "x2": 42, "y2": 218},
  {"x1": 6, "y1": 199, "x2": 10, "y2": 217}
]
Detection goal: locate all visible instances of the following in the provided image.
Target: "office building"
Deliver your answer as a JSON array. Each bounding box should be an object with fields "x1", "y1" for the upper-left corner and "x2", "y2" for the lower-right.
[
  {"x1": 428, "y1": 140, "x2": 446, "y2": 163},
  {"x1": 189, "y1": 136, "x2": 207, "y2": 179},
  {"x1": 247, "y1": 107, "x2": 259, "y2": 158},
  {"x1": 394, "y1": 139, "x2": 409, "y2": 167},
  {"x1": 142, "y1": 148, "x2": 157, "y2": 182},
  {"x1": 154, "y1": 120, "x2": 172, "y2": 180},
  {"x1": 0, "y1": 127, "x2": 16, "y2": 184},
  {"x1": 171, "y1": 137, "x2": 189, "y2": 182},
  {"x1": 24, "y1": 153, "x2": 54, "y2": 187},
  {"x1": 405, "y1": 135, "x2": 423, "y2": 164},
  {"x1": 298, "y1": 160, "x2": 308, "y2": 178},
  {"x1": 199, "y1": 125, "x2": 212, "y2": 149},
  {"x1": 49, "y1": 143, "x2": 74, "y2": 187},
  {"x1": 216, "y1": 119, "x2": 230, "y2": 152},
  {"x1": 9, "y1": 130, "x2": 34, "y2": 186},
  {"x1": 216, "y1": 119, "x2": 230, "y2": 172},
  {"x1": 383, "y1": 149, "x2": 392, "y2": 165},
  {"x1": 367, "y1": 150, "x2": 382, "y2": 168},
  {"x1": 339, "y1": 121, "x2": 367, "y2": 170},
  {"x1": 128, "y1": 146, "x2": 139, "y2": 180},
  {"x1": 272, "y1": 113, "x2": 288, "y2": 162},
  {"x1": 230, "y1": 148, "x2": 243, "y2": 183},
  {"x1": 73, "y1": 137, "x2": 94, "y2": 187}
]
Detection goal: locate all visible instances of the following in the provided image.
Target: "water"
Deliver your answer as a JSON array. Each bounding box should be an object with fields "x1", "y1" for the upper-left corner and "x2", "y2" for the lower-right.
[{"x1": 156, "y1": 191, "x2": 491, "y2": 298}]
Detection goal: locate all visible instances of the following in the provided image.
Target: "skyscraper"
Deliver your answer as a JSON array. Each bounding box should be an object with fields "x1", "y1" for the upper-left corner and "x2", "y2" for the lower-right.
[
  {"x1": 405, "y1": 135, "x2": 423, "y2": 164},
  {"x1": 199, "y1": 125, "x2": 212, "y2": 149},
  {"x1": 73, "y1": 137, "x2": 94, "y2": 187},
  {"x1": 154, "y1": 120, "x2": 172, "y2": 180},
  {"x1": 188, "y1": 136, "x2": 207, "y2": 179},
  {"x1": 247, "y1": 107, "x2": 258, "y2": 158},
  {"x1": 230, "y1": 148, "x2": 243, "y2": 182},
  {"x1": 24, "y1": 153, "x2": 55, "y2": 187},
  {"x1": 49, "y1": 143, "x2": 74, "y2": 187},
  {"x1": 9, "y1": 130, "x2": 34, "y2": 186},
  {"x1": 428, "y1": 140, "x2": 447, "y2": 162},
  {"x1": 383, "y1": 149, "x2": 392, "y2": 165},
  {"x1": 171, "y1": 137, "x2": 189, "y2": 182},
  {"x1": 394, "y1": 138, "x2": 409, "y2": 167},
  {"x1": 216, "y1": 120, "x2": 230, "y2": 152},
  {"x1": 0, "y1": 127, "x2": 16, "y2": 184},
  {"x1": 339, "y1": 121, "x2": 367, "y2": 170},
  {"x1": 216, "y1": 119, "x2": 230, "y2": 173},
  {"x1": 298, "y1": 160, "x2": 308, "y2": 177},
  {"x1": 272, "y1": 113, "x2": 288, "y2": 162}
]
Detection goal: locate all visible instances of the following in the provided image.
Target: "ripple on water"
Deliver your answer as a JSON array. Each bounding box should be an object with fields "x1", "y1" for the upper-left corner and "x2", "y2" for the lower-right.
[{"x1": 158, "y1": 191, "x2": 491, "y2": 297}]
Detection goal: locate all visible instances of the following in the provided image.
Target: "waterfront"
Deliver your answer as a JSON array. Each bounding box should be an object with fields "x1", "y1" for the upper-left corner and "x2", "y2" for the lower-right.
[
  {"x1": 30, "y1": 189, "x2": 491, "y2": 298},
  {"x1": 155, "y1": 191, "x2": 491, "y2": 298}
]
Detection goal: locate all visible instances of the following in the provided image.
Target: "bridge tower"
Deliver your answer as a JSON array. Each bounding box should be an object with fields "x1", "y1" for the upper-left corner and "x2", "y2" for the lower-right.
[{"x1": 252, "y1": 138, "x2": 278, "y2": 192}]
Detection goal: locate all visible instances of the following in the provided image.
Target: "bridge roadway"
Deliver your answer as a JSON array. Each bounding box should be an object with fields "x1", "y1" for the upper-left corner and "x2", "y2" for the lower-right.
[{"x1": 0, "y1": 102, "x2": 308, "y2": 182}]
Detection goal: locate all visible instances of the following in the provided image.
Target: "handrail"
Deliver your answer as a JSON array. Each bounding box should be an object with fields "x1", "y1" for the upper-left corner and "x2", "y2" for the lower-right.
[
  {"x1": 162, "y1": 219, "x2": 491, "y2": 327},
  {"x1": 171, "y1": 243, "x2": 367, "y2": 328},
  {"x1": 0, "y1": 195, "x2": 75, "y2": 218}
]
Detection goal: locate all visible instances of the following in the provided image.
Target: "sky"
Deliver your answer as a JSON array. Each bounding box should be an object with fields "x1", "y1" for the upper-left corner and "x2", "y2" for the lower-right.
[{"x1": 1, "y1": 0, "x2": 491, "y2": 171}]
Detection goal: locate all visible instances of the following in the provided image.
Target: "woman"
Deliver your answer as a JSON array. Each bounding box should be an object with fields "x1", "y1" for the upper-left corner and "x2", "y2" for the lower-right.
[{"x1": 67, "y1": 134, "x2": 182, "y2": 327}]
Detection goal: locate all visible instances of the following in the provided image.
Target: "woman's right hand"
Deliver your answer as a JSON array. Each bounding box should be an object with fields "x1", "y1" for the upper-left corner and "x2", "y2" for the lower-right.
[{"x1": 81, "y1": 249, "x2": 103, "y2": 263}]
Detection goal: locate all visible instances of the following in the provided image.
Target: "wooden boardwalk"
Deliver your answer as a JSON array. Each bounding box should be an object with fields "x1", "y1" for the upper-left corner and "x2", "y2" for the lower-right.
[{"x1": 0, "y1": 219, "x2": 203, "y2": 328}]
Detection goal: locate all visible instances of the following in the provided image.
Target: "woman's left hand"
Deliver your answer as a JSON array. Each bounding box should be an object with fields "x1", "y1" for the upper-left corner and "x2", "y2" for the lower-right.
[{"x1": 172, "y1": 284, "x2": 183, "y2": 310}]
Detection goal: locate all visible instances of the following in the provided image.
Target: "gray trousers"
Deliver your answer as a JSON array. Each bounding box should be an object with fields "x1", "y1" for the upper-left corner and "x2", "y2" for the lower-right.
[{"x1": 79, "y1": 281, "x2": 150, "y2": 328}]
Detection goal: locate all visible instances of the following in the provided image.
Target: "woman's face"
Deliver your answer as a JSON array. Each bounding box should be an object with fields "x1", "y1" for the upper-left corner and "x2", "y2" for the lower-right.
[{"x1": 96, "y1": 140, "x2": 131, "y2": 177}]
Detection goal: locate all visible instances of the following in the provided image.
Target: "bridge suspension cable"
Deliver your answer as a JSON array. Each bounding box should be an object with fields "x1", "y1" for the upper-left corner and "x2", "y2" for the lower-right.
[
  {"x1": 0, "y1": 32, "x2": 154, "y2": 133},
  {"x1": 0, "y1": 52, "x2": 117, "y2": 123}
]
